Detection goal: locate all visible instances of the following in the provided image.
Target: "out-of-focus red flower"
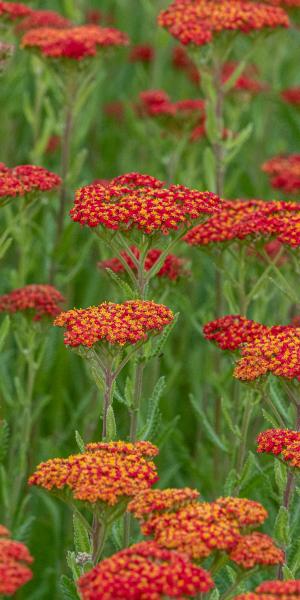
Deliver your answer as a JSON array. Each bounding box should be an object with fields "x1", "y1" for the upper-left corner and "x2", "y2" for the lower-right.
[
  {"x1": 0, "y1": 525, "x2": 33, "y2": 596},
  {"x1": 234, "y1": 579, "x2": 300, "y2": 599},
  {"x1": 281, "y1": 87, "x2": 300, "y2": 106},
  {"x1": 0, "y1": 1, "x2": 32, "y2": 22},
  {"x1": 0, "y1": 284, "x2": 65, "y2": 321},
  {"x1": 104, "y1": 101, "x2": 124, "y2": 123},
  {"x1": 17, "y1": 9, "x2": 70, "y2": 32},
  {"x1": 172, "y1": 46, "x2": 200, "y2": 84},
  {"x1": 262, "y1": 154, "x2": 300, "y2": 194},
  {"x1": 46, "y1": 135, "x2": 61, "y2": 154},
  {"x1": 0, "y1": 163, "x2": 61, "y2": 202},
  {"x1": 99, "y1": 246, "x2": 190, "y2": 281},
  {"x1": 129, "y1": 43, "x2": 154, "y2": 63}
]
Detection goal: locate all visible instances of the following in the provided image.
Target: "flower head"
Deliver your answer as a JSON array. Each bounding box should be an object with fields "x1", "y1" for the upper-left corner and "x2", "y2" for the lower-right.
[
  {"x1": 158, "y1": 0, "x2": 289, "y2": 47},
  {"x1": 54, "y1": 300, "x2": 174, "y2": 348},
  {"x1": 17, "y1": 9, "x2": 71, "y2": 32},
  {"x1": 0, "y1": 163, "x2": 61, "y2": 203},
  {"x1": 71, "y1": 172, "x2": 221, "y2": 235},
  {"x1": 214, "y1": 497, "x2": 268, "y2": 527},
  {"x1": 29, "y1": 441, "x2": 158, "y2": 506},
  {"x1": 0, "y1": 525, "x2": 33, "y2": 596},
  {"x1": 129, "y1": 44, "x2": 154, "y2": 63},
  {"x1": 0, "y1": 284, "x2": 65, "y2": 320},
  {"x1": 203, "y1": 315, "x2": 271, "y2": 351},
  {"x1": 0, "y1": 1, "x2": 32, "y2": 21},
  {"x1": 229, "y1": 532, "x2": 284, "y2": 569},
  {"x1": 257, "y1": 428, "x2": 300, "y2": 455},
  {"x1": 262, "y1": 154, "x2": 300, "y2": 194},
  {"x1": 99, "y1": 246, "x2": 190, "y2": 282},
  {"x1": 222, "y1": 62, "x2": 265, "y2": 94},
  {"x1": 128, "y1": 488, "x2": 200, "y2": 519},
  {"x1": 22, "y1": 25, "x2": 129, "y2": 61},
  {"x1": 234, "y1": 579, "x2": 300, "y2": 599},
  {"x1": 281, "y1": 87, "x2": 300, "y2": 107},
  {"x1": 78, "y1": 541, "x2": 214, "y2": 599}
]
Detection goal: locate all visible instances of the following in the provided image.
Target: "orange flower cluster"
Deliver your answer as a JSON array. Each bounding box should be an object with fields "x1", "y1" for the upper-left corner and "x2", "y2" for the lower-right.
[
  {"x1": 128, "y1": 488, "x2": 200, "y2": 518},
  {"x1": 22, "y1": 25, "x2": 129, "y2": 61},
  {"x1": 0, "y1": 284, "x2": 65, "y2": 320},
  {"x1": 234, "y1": 579, "x2": 300, "y2": 599},
  {"x1": 0, "y1": 1, "x2": 32, "y2": 21},
  {"x1": 0, "y1": 162, "x2": 61, "y2": 201},
  {"x1": 158, "y1": 0, "x2": 289, "y2": 47},
  {"x1": 17, "y1": 9, "x2": 71, "y2": 32},
  {"x1": 0, "y1": 525, "x2": 33, "y2": 596},
  {"x1": 98, "y1": 246, "x2": 190, "y2": 281},
  {"x1": 29, "y1": 441, "x2": 158, "y2": 505},
  {"x1": 129, "y1": 44, "x2": 154, "y2": 63},
  {"x1": 185, "y1": 199, "x2": 300, "y2": 248},
  {"x1": 54, "y1": 300, "x2": 174, "y2": 348},
  {"x1": 262, "y1": 154, "x2": 300, "y2": 194},
  {"x1": 282, "y1": 87, "x2": 300, "y2": 106},
  {"x1": 229, "y1": 532, "x2": 284, "y2": 569},
  {"x1": 71, "y1": 172, "x2": 221, "y2": 235},
  {"x1": 85, "y1": 440, "x2": 159, "y2": 457},
  {"x1": 78, "y1": 541, "x2": 214, "y2": 599},
  {"x1": 257, "y1": 428, "x2": 300, "y2": 455}
]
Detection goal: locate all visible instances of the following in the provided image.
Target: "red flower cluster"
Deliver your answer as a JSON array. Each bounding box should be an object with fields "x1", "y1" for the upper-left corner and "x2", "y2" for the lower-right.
[
  {"x1": 0, "y1": 163, "x2": 61, "y2": 201},
  {"x1": 264, "y1": 0, "x2": 300, "y2": 6},
  {"x1": 262, "y1": 154, "x2": 300, "y2": 194},
  {"x1": 257, "y1": 428, "x2": 300, "y2": 455},
  {"x1": 78, "y1": 541, "x2": 214, "y2": 599},
  {"x1": 138, "y1": 89, "x2": 205, "y2": 123},
  {"x1": 235, "y1": 579, "x2": 300, "y2": 599},
  {"x1": 29, "y1": 441, "x2": 158, "y2": 505},
  {"x1": 185, "y1": 199, "x2": 300, "y2": 248},
  {"x1": 0, "y1": 525, "x2": 33, "y2": 596},
  {"x1": 222, "y1": 62, "x2": 266, "y2": 94},
  {"x1": 229, "y1": 532, "x2": 284, "y2": 569},
  {"x1": 99, "y1": 246, "x2": 189, "y2": 281},
  {"x1": 281, "y1": 87, "x2": 300, "y2": 106},
  {"x1": 17, "y1": 9, "x2": 70, "y2": 32},
  {"x1": 172, "y1": 46, "x2": 200, "y2": 84},
  {"x1": 85, "y1": 440, "x2": 158, "y2": 457},
  {"x1": 158, "y1": 0, "x2": 289, "y2": 47},
  {"x1": 0, "y1": 284, "x2": 65, "y2": 320},
  {"x1": 203, "y1": 315, "x2": 272, "y2": 351},
  {"x1": 54, "y1": 300, "x2": 174, "y2": 348},
  {"x1": 22, "y1": 25, "x2": 129, "y2": 60},
  {"x1": 129, "y1": 44, "x2": 154, "y2": 63},
  {"x1": 71, "y1": 172, "x2": 221, "y2": 235},
  {"x1": 128, "y1": 488, "x2": 201, "y2": 518},
  {"x1": 0, "y1": 1, "x2": 32, "y2": 21}
]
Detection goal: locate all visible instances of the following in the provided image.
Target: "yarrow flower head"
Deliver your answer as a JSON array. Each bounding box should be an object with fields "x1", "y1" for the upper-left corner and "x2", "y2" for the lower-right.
[
  {"x1": 137, "y1": 89, "x2": 205, "y2": 122},
  {"x1": 129, "y1": 44, "x2": 154, "y2": 63},
  {"x1": 257, "y1": 428, "x2": 300, "y2": 455},
  {"x1": 71, "y1": 172, "x2": 221, "y2": 236},
  {"x1": 262, "y1": 154, "x2": 300, "y2": 194},
  {"x1": 203, "y1": 315, "x2": 273, "y2": 351},
  {"x1": 281, "y1": 87, "x2": 300, "y2": 107},
  {"x1": 0, "y1": 163, "x2": 61, "y2": 204},
  {"x1": 54, "y1": 300, "x2": 174, "y2": 348},
  {"x1": 234, "y1": 579, "x2": 300, "y2": 599},
  {"x1": 78, "y1": 541, "x2": 214, "y2": 599},
  {"x1": 128, "y1": 487, "x2": 201, "y2": 519},
  {"x1": 0, "y1": 525, "x2": 33, "y2": 596},
  {"x1": 158, "y1": 0, "x2": 289, "y2": 47},
  {"x1": 21, "y1": 25, "x2": 129, "y2": 61},
  {"x1": 17, "y1": 9, "x2": 71, "y2": 32},
  {"x1": 229, "y1": 532, "x2": 284, "y2": 569},
  {"x1": 0, "y1": 284, "x2": 65, "y2": 321},
  {"x1": 29, "y1": 441, "x2": 158, "y2": 506},
  {"x1": 98, "y1": 246, "x2": 190, "y2": 282},
  {"x1": 222, "y1": 62, "x2": 266, "y2": 94},
  {"x1": 0, "y1": 2, "x2": 32, "y2": 22}
]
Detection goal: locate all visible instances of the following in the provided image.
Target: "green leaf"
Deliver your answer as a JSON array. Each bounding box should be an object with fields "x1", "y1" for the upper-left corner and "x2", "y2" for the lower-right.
[
  {"x1": 209, "y1": 589, "x2": 220, "y2": 600},
  {"x1": 0, "y1": 420, "x2": 9, "y2": 462},
  {"x1": 189, "y1": 394, "x2": 229, "y2": 452},
  {"x1": 60, "y1": 575, "x2": 80, "y2": 600},
  {"x1": 225, "y1": 123, "x2": 253, "y2": 164},
  {"x1": 139, "y1": 376, "x2": 166, "y2": 440},
  {"x1": 0, "y1": 316, "x2": 10, "y2": 352},
  {"x1": 283, "y1": 565, "x2": 294, "y2": 580},
  {"x1": 275, "y1": 506, "x2": 290, "y2": 547},
  {"x1": 75, "y1": 431, "x2": 85, "y2": 453},
  {"x1": 262, "y1": 408, "x2": 282, "y2": 429},
  {"x1": 73, "y1": 513, "x2": 91, "y2": 555},
  {"x1": 224, "y1": 469, "x2": 238, "y2": 495},
  {"x1": 239, "y1": 451, "x2": 257, "y2": 488},
  {"x1": 203, "y1": 147, "x2": 217, "y2": 192},
  {"x1": 274, "y1": 460, "x2": 287, "y2": 495},
  {"x1": 106, "y1": 405, "x2": 117, "y2": 440},
  {"x1": 66, "y1": 551, "x2": 81, "y2": 581},
  {"x1": 105, "y1": 268, "x2": 136, "y2": 299},
  {"x1": 146, "y1": 314, "x2": 179, "y2": 361}
]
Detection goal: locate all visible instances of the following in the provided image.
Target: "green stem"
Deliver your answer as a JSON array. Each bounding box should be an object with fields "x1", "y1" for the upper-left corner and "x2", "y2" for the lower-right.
[
  {"x1": 234, "y1": 394, "x2": 253, "y2": 494},
  {"x1": 91, "y1": 517, "x2": 108, "y2": 565},
  {"x1": 102, "y1": 370, "x2": 114, "y2": 440}
]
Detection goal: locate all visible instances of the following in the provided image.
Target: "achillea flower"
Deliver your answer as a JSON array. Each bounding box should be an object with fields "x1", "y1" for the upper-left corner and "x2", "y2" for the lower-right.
[
  {"x1": 158, "y1": 0, "x2": 289, "y2": 47},
  {"x1": 214, "y1": 497, "x2": 268, "y2": 527},
  {"x1": 29, "y1": 441, "x2": 158, "y2": 505},
  {"x1": 0, "y1": 163, "x2": 61, "y2": 202},
  {"x1": 234, "y1": 579, "x2": 300, "y2": 599},
  {"x1": 54, "y1": 300, "x2": 174, "y2": 348},
  {"x1": 282, "y1": 441, "x2": 300, "y2": 468},
  {"x1": 71, "y1": 172, "x2": 221, "y2": 235},
  {"x1": 78, "y1": 541, "x2": 214, "y2": 599},
  {"x1": 262, "y1": 155, "x2": 300, "y2": 194},
  {"x1": 0, "y1": 1, "x2": 32, "y2": 21},
  {"x1": 45, "y1": 135, "x2": 61, "y2": 154},
  {"x1": 0, "y1": 284, "x2": 65, "y2": 320},
  {"x1": 85, "y1": 440, "x2": 159, "y2": 458},
  {"x1": 222, "y1": 62, "x2": 266, "y2": 94},
  {"x1": 281, "y1": 87, "x2": 300, "y2": 107},
  {"x1": 22, "y1": 25, "x2": 129, "y2": 61},
  {"x1": 257, "y1": 429, "x2": 300, "y2": 455},
  {"x1": 137, "y1": 90, "x2": 205, "y2": 125},
  {"x1": 128, "y1": 488, "x2": 200, "y2": 519},
  {"x1": 172, "y1": 46, "x2": 200, "y2": 84},
  {"x1": 17, "y1": 9, "x2": 70, "y2": 32},
  {"x1": 129, "y1": 44, "x2": 154, "y2": 63},
  {"x1": 104, "y1": 101, "x2": 124, "y2": 122},
  {"x1": 203, "y1": 315, "x2": 270, "y2": 351},
  {"x1": 98, "y1": 246, "x2": 190, "y2": 281},
  {"x1": 229, "y1": 532, "x2": 284, "y2": 569},
  {"x1": 0, "y1": 525, "x2": 33, "y2": 596}
]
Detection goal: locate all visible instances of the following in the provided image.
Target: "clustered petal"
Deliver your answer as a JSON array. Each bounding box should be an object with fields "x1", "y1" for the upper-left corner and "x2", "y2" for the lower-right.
[
  {"x1": 0, "y1": 1, "x2": 32, "y2": 21},
  {"x1": 257, "y1": 428, "x2": 300, "y2": 455},
  {"x1": 22, "y1": 25, "x2": 129, "y2": 60},
  {"x1": 78, "y1": 541, "x2": 214, "y2": 599},
  {"x1": 71, "y1": 172, "x2": 221, "y2": 235},
  {"x1": 128, "y1": 487, "x2": 200, "y2": 518},
  {"x1": 158, "y1": 0, "x2": 289, "y2": 47},
  {"x1": 28, "y1": 441, "x2": 159, "y2": 505},
  {"x1": 0, "y1": 284, "x2": 65, "y2": 320},
  {"x1": 16, "y1": 9, "x2": 71, "y2": 32},
  {"x1": 137, "y1": 89, "x2": 205, "y2": 121},
  {"x1": 0, "y1": 525, "x2": 33, "y2": 596},
  {"x1": 234, "y1": 579, "x2": 300, "y2": 599},
  {"x1": 98, "y1": 246, "x2": 190, "y2": 281},
  {"x1": 54, "y1": 300, "x2": 174, "y2": 348},
  {"x1": 229, "y1": 533, "x2": 284, "y2": 569},
  {"x1": 129, "y1": 44, "x2": 154, "y2": 63},
  {"x1": 281, "y1": 87, "x2": 300, "y2": 107},
  {"x1": 262, "y1": 154, "x2": 300, "y2": 194},
  {"x1": 0, "y1": 162, "x2": 61, "y2": 201}
]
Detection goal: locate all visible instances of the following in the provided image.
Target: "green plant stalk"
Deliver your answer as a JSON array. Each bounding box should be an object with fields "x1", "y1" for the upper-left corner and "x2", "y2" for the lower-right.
[
  {"x1": 234, "y1": 394, "x2": 254, "y2": 494},
  {"x1": 91, "y1": 517, "x2": 108, "y2": 565}
]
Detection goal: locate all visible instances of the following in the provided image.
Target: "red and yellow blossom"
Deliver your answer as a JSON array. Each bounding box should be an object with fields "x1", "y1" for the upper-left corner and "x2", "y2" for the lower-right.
[
  {"x1": 85, "y1": 440, "x2": 159, "y2": 458},
  {"x1": 158, "y1": 0, "x2": 289, "y2": 47},
  {"x1": 21, "y1": 24, "x2": 129, "y2": 61},
  {"x1": 128, "y1": 487, "x2": 200, "y2": 519},
  {"x1": 78, "y1": 541, "x2": 214, "y2": 599},
  {"x1": 229, "y1": 532, "x2": 284, "y2": 569},
  {"x1": 71, "y1": 172, "x2": 221, "y2": 235},
  {"x1": 99, "y1": 246, "x2": 190, "y2": 281},
  {"x1": 257, "y1": 428, "x2": 300, "y2": 455},
  {"x1": 54, "y1": 300, "x2": 174, "y2": 348},
  {"x1": 29, "y1": 441, "x2": 158, "y2": 506},
  {"x1": 0, "y1": 525, "x2": 33, "y2": 596},
  {"x1": 234, "y1": 579, "x2": 300, "y2": 599},
  {"x1": 17, "y1": 9, "x2": 70, "y2": 32},
  {"x1": 0, "y1": 162, "x2": 61, "y2": 202},
  {"x1": 203, "y1": 315, "x2": 272, "y2": 351},
  {"x1": 262, "y1": 154, "x2": 300, "y2": 194},
  {"x1": 0, "y1": 284, "x2": 65, "y2": 320},
  {"x1": 214, "y1": 497, "x2": 268, "y2": 527},
  {"x1": 0, "y1": 1, "x2": 32, "y2": 21}
]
